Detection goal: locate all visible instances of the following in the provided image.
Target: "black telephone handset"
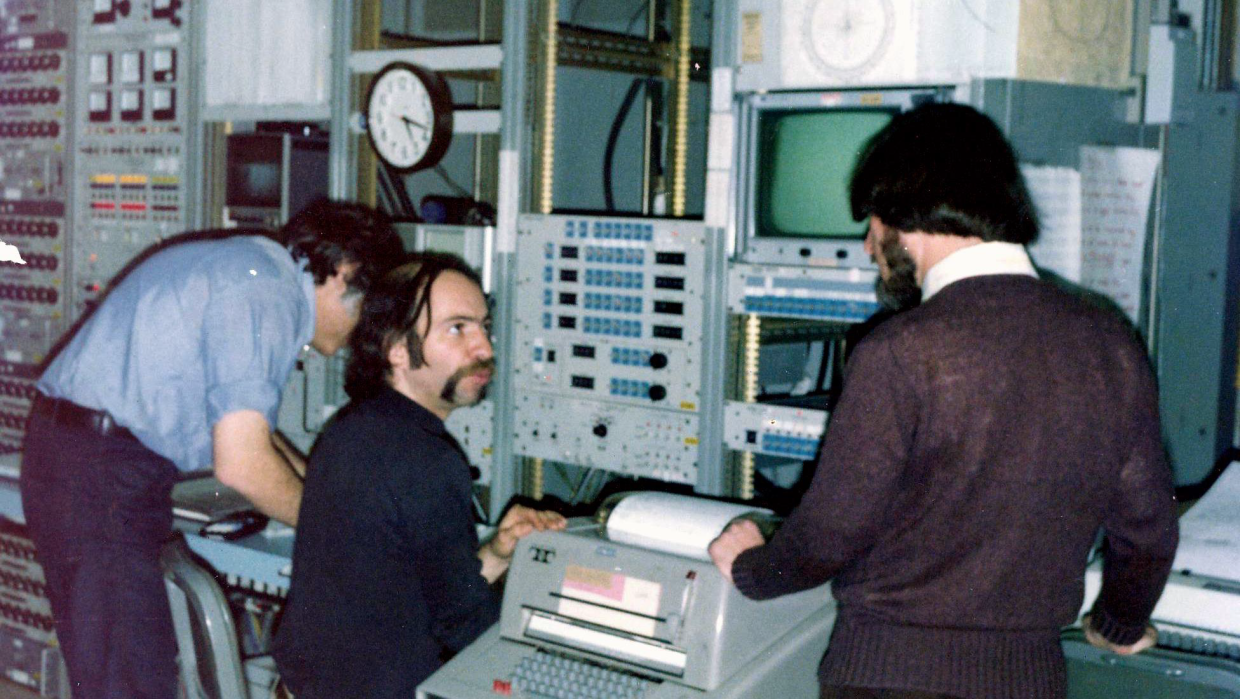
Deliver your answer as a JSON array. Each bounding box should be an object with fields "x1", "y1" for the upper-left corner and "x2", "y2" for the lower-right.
[{"x1": 199, "y1": 510, "x2": 269, "y2": 541}]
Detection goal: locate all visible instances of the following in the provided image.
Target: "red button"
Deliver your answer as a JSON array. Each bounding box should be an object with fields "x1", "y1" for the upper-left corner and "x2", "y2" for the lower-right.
[{"x1": 492, "y1": 679, "x2": 512, "y2": 695}]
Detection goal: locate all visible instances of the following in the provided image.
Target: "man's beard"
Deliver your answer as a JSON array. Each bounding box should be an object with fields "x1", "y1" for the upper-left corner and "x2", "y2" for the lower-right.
[
  {"x1": 876, "y1": 231, "x2": 921, "y2": 312},
  {"x1": 440, "y1": 358, "x2": 495, "y2": 405}
]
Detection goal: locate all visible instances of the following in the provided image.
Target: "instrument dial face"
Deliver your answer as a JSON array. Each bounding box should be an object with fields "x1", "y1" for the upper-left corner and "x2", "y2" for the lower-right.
[{"x1": 801, "y1": 0, "x2": 896, "y2": 80}]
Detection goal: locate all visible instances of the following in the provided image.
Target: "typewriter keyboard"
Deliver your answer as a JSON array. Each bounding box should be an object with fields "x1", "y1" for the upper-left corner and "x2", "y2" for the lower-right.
[{"x1": 510, "y1": 649, "x2": 654, "y2": 698}]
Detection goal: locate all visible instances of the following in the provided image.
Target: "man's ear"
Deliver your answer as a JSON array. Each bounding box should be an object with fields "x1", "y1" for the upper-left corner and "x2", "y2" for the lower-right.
[
  {"x1": 326, "y1": 261, "x2": 359, "y2": 292},
  {"x1": 388, "y1": 340, "x2": 410, "y2": 371}
]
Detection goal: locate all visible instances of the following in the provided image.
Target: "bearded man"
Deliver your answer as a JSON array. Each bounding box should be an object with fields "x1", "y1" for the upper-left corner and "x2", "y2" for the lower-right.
[
  {"x1": 272, "y1": 252, "x2": 564, "y2": 698},
  {"x1": 709, "y1": 103, "x2": 1178, "y2": 699}
]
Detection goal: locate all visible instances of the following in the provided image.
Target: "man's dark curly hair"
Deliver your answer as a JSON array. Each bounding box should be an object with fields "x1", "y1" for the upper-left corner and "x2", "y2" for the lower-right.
[
  {"x1": 344, "y1": 251, "x2": 484, "y2": 401},
  {"x1": 849, "y1": 102, "x2": 1039, "y2": 245},
  {"x1": 279, "y1": 198, "x2": 405, "y2": 296}
]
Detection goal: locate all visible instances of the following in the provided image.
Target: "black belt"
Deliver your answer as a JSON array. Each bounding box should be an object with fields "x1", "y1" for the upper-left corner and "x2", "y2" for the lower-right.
[{"x1": 34, "y1": 394, "x2": 137, "y2": 442}]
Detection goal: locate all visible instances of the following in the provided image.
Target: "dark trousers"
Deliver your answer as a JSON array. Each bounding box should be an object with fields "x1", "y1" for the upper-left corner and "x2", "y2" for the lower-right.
[
  {"x1": 20, "y1": 401, "x2": 180, "y2": 699},
  {"x1": 821, "y1": 687, "x2": 964, "y2": 699}
]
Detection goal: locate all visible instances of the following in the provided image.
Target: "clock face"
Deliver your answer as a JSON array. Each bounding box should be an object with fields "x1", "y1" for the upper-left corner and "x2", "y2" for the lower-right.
[
  {"x1": 801, "y1": 0, "x2": 895, "y2": 80},
  {"x1": 366, "y1": 62, "x2": 452, "y2": 172}
]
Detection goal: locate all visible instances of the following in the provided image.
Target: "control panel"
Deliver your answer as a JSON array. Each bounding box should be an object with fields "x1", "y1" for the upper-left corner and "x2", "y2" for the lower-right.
[
  {"x1": 512, "y1": 393, "x2": 699, "y2": 483},
  {"x1": 0, "y1": 0, "x2": 73, "y2": 455},
  {"x1": 0, "y1": 523, "x2": 54, "y2": 646},
  {"x1": 512, "y1": 215, "x2": 711, "y2": 483},
  {"x1": 729, "y1": 263, "x2": 880, "y2": 323},
  {"x1": 445, "y1": 401, "x2": 493, "y2": 485},
  {"x1": 723, "y1": 401, "x2": 827, "y2": 460},
  {"x1": 71, "y1": 0, "x2": 191, "y2": 317}
]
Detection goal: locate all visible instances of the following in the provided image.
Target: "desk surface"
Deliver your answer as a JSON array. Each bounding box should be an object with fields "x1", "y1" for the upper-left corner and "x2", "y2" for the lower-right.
[{"x1": 0, "y1": 452, "x2": 295, "y2": 597}]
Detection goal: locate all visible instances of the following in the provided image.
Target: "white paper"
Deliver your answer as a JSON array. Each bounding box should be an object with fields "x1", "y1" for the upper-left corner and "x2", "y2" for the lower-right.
[
  {"x1": 1023, "y1": 164, "x2": 1083, "y2": 282},
  {"x1": 604, "y1": 492, "x2": 770, "y2": 561},
  {"x1": 1078, "y1": 146, "x2": 1160, "y2": 325},
  {"x1": 203, "y1": 0, "x2": 332, "y2": 108},
  {"x1": 1172, "y1": 461, "x2": 1240, "y2": 580}
]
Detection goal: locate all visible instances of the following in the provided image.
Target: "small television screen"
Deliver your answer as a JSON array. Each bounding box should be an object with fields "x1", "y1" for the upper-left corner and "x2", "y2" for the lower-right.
[
  {"x1": 226, "y1": 134, "x2": 283, "y2": 209},
  {"x1": 754, "y1": 108, "x2": 896, "y2": 240}
]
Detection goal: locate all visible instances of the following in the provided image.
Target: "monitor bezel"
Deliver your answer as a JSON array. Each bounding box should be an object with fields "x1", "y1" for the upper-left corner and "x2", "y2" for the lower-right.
[{"x1": 737, "y1": 87, "x2": 953, "y2": 268}]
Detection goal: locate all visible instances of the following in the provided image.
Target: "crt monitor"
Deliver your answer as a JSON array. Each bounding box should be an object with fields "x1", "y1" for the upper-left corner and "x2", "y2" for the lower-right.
[
  {"x1": 225, "y1": 132, "x2": 329, "y2": 228},
  {"x1": 226, "y1": 133, "x2": 283, "y2": 209},
  {"x1": 738, "y1": 87, "x2": 952, "y2": 267}
]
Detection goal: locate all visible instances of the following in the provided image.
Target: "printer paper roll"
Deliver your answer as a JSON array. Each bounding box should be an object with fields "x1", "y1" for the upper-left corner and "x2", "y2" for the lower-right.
[{"x1": 601, "y1": 492, "x2": 772, "y2": 561}]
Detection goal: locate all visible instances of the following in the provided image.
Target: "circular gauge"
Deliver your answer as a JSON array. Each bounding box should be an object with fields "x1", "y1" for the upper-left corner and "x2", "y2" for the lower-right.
[
  {"x1": 1049, "y1": 0, "x2": 1117, "y2": 44},
  {"x1": 801, "y1": 0, "x2": 896, "y2": 80}
]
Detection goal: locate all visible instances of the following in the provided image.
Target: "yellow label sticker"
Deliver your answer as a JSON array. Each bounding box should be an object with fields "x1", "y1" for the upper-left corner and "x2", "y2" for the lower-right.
[{"x1": 741, "y1": 13, "x2": 763, "y2": 63}]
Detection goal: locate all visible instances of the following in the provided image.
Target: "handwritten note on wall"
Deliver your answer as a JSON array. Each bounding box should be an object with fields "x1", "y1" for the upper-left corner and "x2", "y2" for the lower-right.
[
  {"x1": 1078, "y1": 146, "x2": 1161, "y2": 325},
  {"x1": 1022, "y1": 148, "x2": 1160, "y2": 325},
  {"x1": 1024, "y1": 165, "x2": 1083, "y2": 283}
]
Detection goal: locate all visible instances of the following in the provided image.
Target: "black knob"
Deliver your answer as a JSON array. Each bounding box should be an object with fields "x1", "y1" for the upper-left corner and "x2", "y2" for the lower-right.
[
  {"x1": 592, "y1": 423, "x2": 608, "y2": 438},
  {"x1": 648, "y1": 352, "x2": 668, "y2": 370},
  {"x1": 648, "y1": 385, "x2": 667, "y2": 402}
]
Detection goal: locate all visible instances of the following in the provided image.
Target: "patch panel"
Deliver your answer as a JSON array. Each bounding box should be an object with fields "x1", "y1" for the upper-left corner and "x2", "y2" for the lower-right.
[
  {"x1": 723, "y1": 401, "x2": 828, "y2": 460},
  {"x1": 581, "y1": 317, "x2": 642, "y2": 337},
  {"x1": 759, "y1": 433, "x2": 820, "y2": 460},
  {"x1": 741, "y1": 295, "x2": 878, "y2": 322},
  {"x1": 583, "y1": 268, "x2": 644, "y2": 289},
  {"x1": 582, "y1": 292, "x2": 642, "y2": 313},
  {"x1": 561, "y1": 218, "x2": 655, "y2": 241},
  {"x1": 729, "y1": 263, "x2": 881, "y2": 323},
  {"x1": 583, "y1": 245, "x2": 645, "y2": 265},
  {"x1": 609, "y1": 347, "x2": 654, "y2": 367}
]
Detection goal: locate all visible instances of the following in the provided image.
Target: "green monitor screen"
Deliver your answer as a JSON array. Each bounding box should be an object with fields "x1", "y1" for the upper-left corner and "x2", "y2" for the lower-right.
[{"x1": 755, "y1": 108, "x2": 895, "y2": 240}]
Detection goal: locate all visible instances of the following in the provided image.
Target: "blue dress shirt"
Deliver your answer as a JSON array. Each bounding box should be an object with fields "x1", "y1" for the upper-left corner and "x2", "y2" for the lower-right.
[{"x1": 39, "y1": 235, "x2": 316, "y2": 472}]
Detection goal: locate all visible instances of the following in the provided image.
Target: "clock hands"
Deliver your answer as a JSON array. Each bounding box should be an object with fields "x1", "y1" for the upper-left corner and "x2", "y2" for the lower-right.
[{"x1": 401, "y1": 115, "x2": 429, "y2": 133}]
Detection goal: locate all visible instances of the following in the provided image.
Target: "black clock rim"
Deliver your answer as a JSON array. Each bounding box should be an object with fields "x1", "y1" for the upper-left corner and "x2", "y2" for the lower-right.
[{"x1": 364, "y1": 61, "x2": 454, "y2": 174}]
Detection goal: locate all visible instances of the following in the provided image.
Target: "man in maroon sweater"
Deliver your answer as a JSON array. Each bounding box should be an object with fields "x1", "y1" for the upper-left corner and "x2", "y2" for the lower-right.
[{"x1": 709, "y1": 103, "x2": 1178, "y2": 699}]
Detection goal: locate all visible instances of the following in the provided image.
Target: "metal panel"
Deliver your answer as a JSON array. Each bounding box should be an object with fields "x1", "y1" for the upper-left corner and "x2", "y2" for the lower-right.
[
  {"x1": 1154, "y1": 90, "x2": 1240, "y2": 486},
  {"x1": 970, "y1": 79, "x2": 1146, "y2": 170},
  {"x1": 348, "y1": 44, "x2": 503, "y2": 74}
]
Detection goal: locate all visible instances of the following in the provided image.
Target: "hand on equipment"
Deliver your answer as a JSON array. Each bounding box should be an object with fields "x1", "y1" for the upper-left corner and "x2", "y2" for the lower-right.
[{"x1": 708, "y1": 519, "x2": 766, "y2": 584}]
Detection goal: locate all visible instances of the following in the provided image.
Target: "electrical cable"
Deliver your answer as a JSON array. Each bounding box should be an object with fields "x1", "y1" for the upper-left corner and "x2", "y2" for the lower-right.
[
  {"x1": 375, "y1": 164, "x2": 400, "y2": 216},
  {"x1": 603, "y1": 77, "x2": 647, "y2": 211},
  {"x1": 376, "y1": 163, "x2": 401, "y2": 217},
  {"x1": 647, "y1": 76, "x2": 665, "y2": 189},
  {"x1": 569, "y1": 468, "x2": 598, "y2": 504},
  {"x1": 434, "y1": 164, "x2": 473, "y2": 197},
  {"x1": 625, "y1": 2, "x2": 649, "y2": 35},
  {"x1": 382, "y1": 161, "x2": 420, "y2": 220},
  {"x1": 568, "y1": 0, "x2": 589, "y2": 23}
]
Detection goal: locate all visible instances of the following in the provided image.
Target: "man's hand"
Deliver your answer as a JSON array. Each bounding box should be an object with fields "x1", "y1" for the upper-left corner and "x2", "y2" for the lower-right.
[
  {"x1": 489, "y1": 505, "x2": 567, "y2": 558},
  {"x1": 213, "y1": 411, "x2": 303, "y2": 526},
  {"x1": 1082, "y1": 614, "x2": 1158, "y2": 656},
  {"x1": 708, "y1": 519, "x2": 766, "y2": 584},
  {"x1": 478, "y1": 505, "x2": 567, "y2": 583}
]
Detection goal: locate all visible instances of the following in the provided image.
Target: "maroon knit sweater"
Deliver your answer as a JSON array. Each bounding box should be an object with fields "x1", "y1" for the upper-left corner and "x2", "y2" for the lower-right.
[{"x1": 732, "y1": 275, "x2": 1179, "y2": 699}]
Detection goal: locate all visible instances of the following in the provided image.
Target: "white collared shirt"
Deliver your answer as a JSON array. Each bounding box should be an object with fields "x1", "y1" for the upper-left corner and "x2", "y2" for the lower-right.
[{"x1": 921, "y1": 242, "x2": 1039, "y2": 301}]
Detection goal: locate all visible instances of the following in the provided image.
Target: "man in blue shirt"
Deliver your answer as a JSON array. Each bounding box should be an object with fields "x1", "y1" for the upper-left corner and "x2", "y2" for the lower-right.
[{"x1": 20, "y1": 199, "x2": 403, "y2": 699}]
